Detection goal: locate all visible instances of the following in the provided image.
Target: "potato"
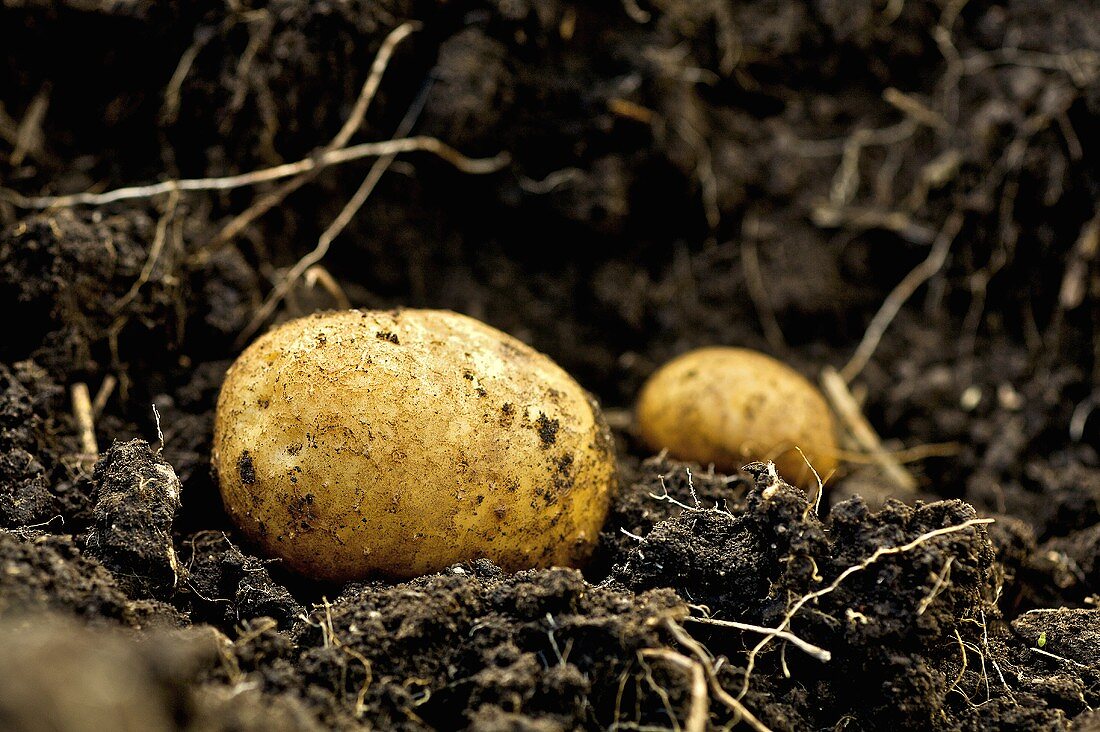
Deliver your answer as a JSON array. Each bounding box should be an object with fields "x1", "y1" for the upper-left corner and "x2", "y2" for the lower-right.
[
  {"x1": 213, "y1": 309, "x2": 617, "y2": 582},
  {"x1": 635, "y1": 347, "x2": 838, "y2": 489}
]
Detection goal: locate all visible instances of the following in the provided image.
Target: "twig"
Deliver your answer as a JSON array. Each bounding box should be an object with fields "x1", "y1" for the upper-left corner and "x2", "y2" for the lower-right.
[
  {"x1": 1, "y1": 136, "x2": 508, "y2": 209},
  {"x1": 820, "y1": 366, "x2": 917, "y2": 492},
  {"x1": 840, "y1": 210, "x2": 963, "y2": 382},
  {"x1": 70, "y1": 383, "x2": 98, "y2": 464},
  {"x1": 638, "y1": 649, "x2": 708, "y2": 732},
  {"x1": 980, "y1": 609, "x2": 1011, "y2": 693},
  {"x1": 683, "y1": 616, "x2": 831, "y2": 662}
]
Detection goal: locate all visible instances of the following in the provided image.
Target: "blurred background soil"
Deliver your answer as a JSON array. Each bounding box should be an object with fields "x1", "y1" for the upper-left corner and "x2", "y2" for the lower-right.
[{"x1": 0, "y1": 1, "x2": 1098, "y2": 730}]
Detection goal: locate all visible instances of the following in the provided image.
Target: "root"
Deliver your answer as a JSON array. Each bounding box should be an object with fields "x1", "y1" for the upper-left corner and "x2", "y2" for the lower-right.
[
  {"x1": 620, "y1": 0, "x2": 651, "y2": 24},
  {"x1": 882, "y1": 88, "x2": 948, "y2": 132},
  {"x1": 1, "y1": 22, "x2": 510, "y2": 216},
  {"x1": 1027, "y1": 645, "x2": 1094, "y2": 671},
  {"x1": 113, "y1": 189, "x2": 180, "y2": 314},
  {"x1": 162, "y1": 28, "x2": 214, "y2": 125},
  {"x1": 70, "y1": 382, "x2": 98, "y2": 468},
  {"x1": 91, "y1": 375, "x2": 117, "y2": 417},
  {"x1": 839, "y1": 210, "x2": 963, "y2": 383},
  {"x1": 832, "y1": 442, "x2": 961, "y2": 464},
  {"x1": 980, "y1": 609, "x2": 1011, "y2": 695},
  {"x1": 9, "y1": 514, "x2": 64, "y2": 538},
  {"x1": 211, "y1": 21, "x2": 420, "y2": 249},
  {"x1": 945, "y1": 628, "x2": 975, "y2": 704},
  {"x1": 301, "y1": 266, "x2": 351, "y2": 310},
  {"x1": 665, "y1": 620, "x2": 773, "y2": 732},
  {"x1": 829, "y1": 123, "x2": 915, "y2": 207},
  {"x1": 638, "y1": 648, "x2": 709, "y2": 732},
  {"x1": 10, "y1": 84, "x2": 51, "y2": 167},
  {"x1": 795, "y1": 447, "x2": 828, "y2": 518},
  {"x1": 740, "y1": 219, "x2": 786, "y2": 351},
  {"x1": 947, "y1": 624, "x2": 994, "y2": 706},
  {"x1": 648, "y1": 468, "x2": 734, "y2": 517},
  {"x1": 222, "y1": 13, "x2": 275, "y2": 135},
  {"x1": 820, "y1": 366, "x2": 917, "y2": 492},
  {"x1": 916, "y1": 556, "x2": 955, "y2": 616},
  {"x1": 2, "y1": 137, "x2": 507, "y2": 209},
  {"x1": 737, "y1": 517, "x2": 994, "y2": 699},
  {"x1": 300, "y1": 596, "x2": 373, "y2": 715},
  {"x1": 343, "y1": 644, "x2": 374, "y2": 718},
  {"x1": 0, "y1": 102, "x2": 20, "y2": 148},
  {"x1": 1059, "y1": 212, "x2": 1100, "y2": 311},
  {"x1": 152, "y1": 403, "x2": 164, "y2": 452},
  {"x1": 638, "y1": 653, "x2": 689, "y2": 731},
  {"x1": 216, "y1": 23, "x2": 448, "y2": 344},
  {"x1": 234, "y1": 132, "x2": 400, "y2": 346},
  {"x1": 811, "y1": 203, "x2": 937, "y2": 244},
  {"x1": 683, "y1": 616, "x2": 831, "y2": 663}
]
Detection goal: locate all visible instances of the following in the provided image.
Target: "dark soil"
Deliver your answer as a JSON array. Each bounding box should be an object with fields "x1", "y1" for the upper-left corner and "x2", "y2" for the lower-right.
[{"x1": 1, "y1": 0, "x2": 1099, "y2": 730}]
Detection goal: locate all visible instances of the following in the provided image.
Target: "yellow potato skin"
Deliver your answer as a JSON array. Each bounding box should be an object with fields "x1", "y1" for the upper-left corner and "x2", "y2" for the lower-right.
[
  {"x1": 213, "y1": 309, "x2": 617, "y2": 582},
  {"x1": 636, "y1": 348, "x2": 838, "y2": 489}
]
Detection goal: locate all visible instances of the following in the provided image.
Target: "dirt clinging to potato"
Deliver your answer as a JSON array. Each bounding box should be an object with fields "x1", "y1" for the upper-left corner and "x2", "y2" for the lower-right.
[{"x1": 2, "y1": 0, "x2": 1100, "y2": 730}]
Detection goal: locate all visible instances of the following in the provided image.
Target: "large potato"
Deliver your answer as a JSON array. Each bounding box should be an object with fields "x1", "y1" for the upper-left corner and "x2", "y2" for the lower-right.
[
  {"x1": 213, "y1": 309, "x2": 617, "y2": 582},
  {"x1": 636, "y1": 347, "x2": 838, "y2": 489}
]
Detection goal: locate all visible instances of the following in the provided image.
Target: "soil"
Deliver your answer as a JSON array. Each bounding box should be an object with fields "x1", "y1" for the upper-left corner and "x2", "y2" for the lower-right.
[{"x1": 1, "y1": 1, "x2": 1099, "y2": 730}]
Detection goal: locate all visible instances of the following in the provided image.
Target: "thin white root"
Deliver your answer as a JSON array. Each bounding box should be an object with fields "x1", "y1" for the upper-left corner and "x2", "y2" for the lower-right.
[
  {"x1": 684, "y1": 616, "x2": 831, "y2": 663},
  {"x1": 665, "y1": 620, "x2": 774, "y2": 732},
  {"x1": 91, "y1": 375, "x2": 117, "y2": 417},
  {"x1": 235, "y1": 139, "x2": 397, "y2": 347},
  {"x1": 3, "y1": 136, "x2": 509, "y2": 209},
  {"x1": 840, "y1": 210, "x2": 963, "y2": 382},
  {"x1": 212, "y1": 21, "x2": 421, "y2": 247},
  {"x1": 738, "y1": 517, "x2": 994, "y2": 699},
  {"x1": 638, "y1": 648, "x2": 709, "y2": 732},
  {"x1": 303, "y1": 266, "x2": 351, "y2": 309},
  {"x1": 113, "y1": 188, "x2": 180, "y2": 314},
  {"x1": 741, "y1": 232, "x2": 786, "y2": 351}
]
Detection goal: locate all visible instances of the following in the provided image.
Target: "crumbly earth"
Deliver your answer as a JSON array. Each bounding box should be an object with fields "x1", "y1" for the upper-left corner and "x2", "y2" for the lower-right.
[{"x1": 1, "y1": 1, "x2": 1099, "y2": 730}]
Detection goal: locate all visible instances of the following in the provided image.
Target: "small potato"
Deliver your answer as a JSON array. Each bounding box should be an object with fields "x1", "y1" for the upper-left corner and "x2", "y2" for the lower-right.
[
  {"x1": 213, "y1": 309, "x2": 617, "y2": 582},
  {"x1": 636, "y1": 348, "x2": 838, "y2": 489}
]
